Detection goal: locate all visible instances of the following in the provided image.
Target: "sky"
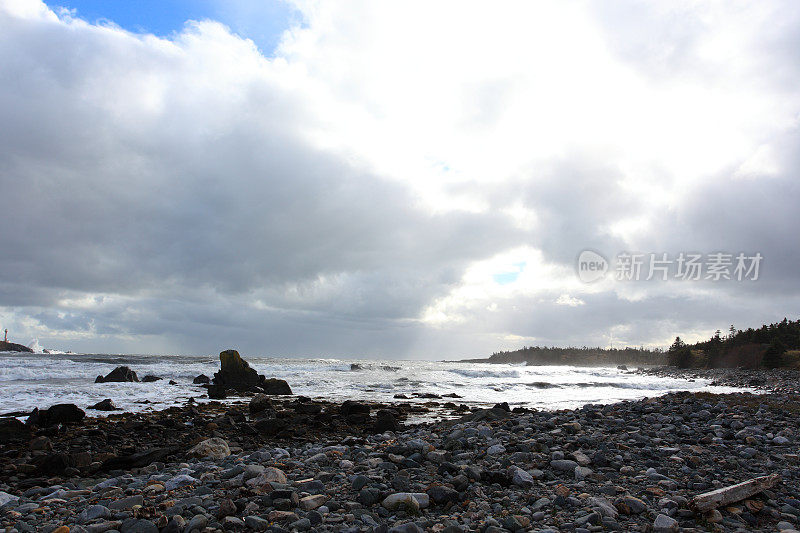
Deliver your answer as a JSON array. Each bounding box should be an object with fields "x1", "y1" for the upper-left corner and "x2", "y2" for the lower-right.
[{"x1": 1, "y1": 0, "x2": 799, "y2": 358}]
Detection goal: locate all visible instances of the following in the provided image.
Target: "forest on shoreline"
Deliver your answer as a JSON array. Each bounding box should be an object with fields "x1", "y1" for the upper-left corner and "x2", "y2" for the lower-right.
[
  {"x1": 667, "y1": 318, "x2": 800, "y2": 369},
  {"x1": 470, "y1": 318, "x2": 800, "y2": 369}
]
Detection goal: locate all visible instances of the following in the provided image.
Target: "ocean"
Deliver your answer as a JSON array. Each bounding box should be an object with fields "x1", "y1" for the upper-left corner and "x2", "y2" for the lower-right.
[{"x1": 0, "y1": 352, "x2": 749, "y2": 418}]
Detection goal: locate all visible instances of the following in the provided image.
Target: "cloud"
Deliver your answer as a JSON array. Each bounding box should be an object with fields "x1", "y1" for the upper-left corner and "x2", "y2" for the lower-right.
[{"x1": 0, "y1": 0, "x2": 798, "y2": 357}]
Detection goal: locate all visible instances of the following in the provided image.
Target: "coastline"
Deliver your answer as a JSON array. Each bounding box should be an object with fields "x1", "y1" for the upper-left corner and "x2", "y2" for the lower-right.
[{"x1": 1, "y1": 368, "x2": 798, "y2": 532}]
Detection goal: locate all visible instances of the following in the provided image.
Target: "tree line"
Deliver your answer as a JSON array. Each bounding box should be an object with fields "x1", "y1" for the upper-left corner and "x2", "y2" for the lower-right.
[
  {"x1": 481, "y1": 345, "x2": 666, "y2": 366},
  {"x1": 667, "y1": 318, "x2": 800, "y2": 369}
]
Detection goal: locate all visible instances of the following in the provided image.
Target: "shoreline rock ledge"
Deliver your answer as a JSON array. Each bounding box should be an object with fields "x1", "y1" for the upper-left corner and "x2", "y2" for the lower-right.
[
  {"x1": 0, "y1": 341, "x2": 33, "y2": 353},
  {"x1": 210, "y1": 349, "x2": 292, "y2": 397}
]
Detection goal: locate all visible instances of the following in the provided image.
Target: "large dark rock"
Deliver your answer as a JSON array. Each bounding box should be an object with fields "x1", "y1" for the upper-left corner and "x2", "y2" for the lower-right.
[
  {"x1": 0, "y1": 417, "x2": 30, "y2": 442},
  {"x1": 459, "y1": 407, "x2": 511, "y2": 423},
  {"x1": 26, "y1": 404, "x2": 85, "y2": 427},
  {"x1": 35, "y1": 452, "x2": 71, "y2": 474},
  {"x1": 0, "y1": 341, "x2": 33, "y2": 353},
  {"x1": 141, "y1": 375, "x2": 162, "y2": 382},
  {"x1": 493, "y1": 402, "x2": 511, "y2": 412},
  {"x1": 101, "y1": 447, "x2": 177, "y2": 471},
  {"x1": 212, "y1": 350, "x2": 263, "y2": 391},
  {"x1": 373, "y1": 409, "x2": 400, "y2": 433},
  {"x1": 261, "y1": 378, "x2": 292, "y2": 395},
  {"x1": 249, "y1": 394, "x2": 274, "y2": 414},
  {"x1": 96, "y1": 366, "x2": 139, "y2": 383},
  {"x1": 193, "y1": 374, "x2": 210, "y2": 384},
  {"x1": 341, "y1": 400, "x2": 370, "y2": 417},
  {"x1": 207, "y1": 384, "x2": 227, "y2": 399},
  {"x1": 89, "y1": 399, "x2": 120, "y2": 411}
]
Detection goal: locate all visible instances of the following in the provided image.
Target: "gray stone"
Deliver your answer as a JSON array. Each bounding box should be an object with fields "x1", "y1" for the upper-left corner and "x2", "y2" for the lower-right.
[
  {"x1": 108, "y1": 495, "x2": 143, "y2": 510},
  {"x1": 550, "y1": 459, "x2": 578, "y2": 472},
  {"x1": 0, "y1": 491, "x2": 19, "y2": 507},
  {"x1": 652, "y1": 513, "x2": 678, "y2": 533},
  {"x1": 244, "y1": 515, "x2": 269, "y2": 531},
  {"x1": 388, "y1": 523, "x2": 425, "y2": 533},
  {"x1": 120, "y1": 518, "x2": 158, "y2": 533},
  {"x1": 165, "y1": 474, "x2": 198, "y2": 491},
  {"x1": 185, "y1": 514, "x2": 208, "y2": 533},
  {"x1": 79, "y1": 504, "x2": 111, "y2": 522},
  {"x1": 509, "y1": 466, "x2": 534, "y2": 487}
]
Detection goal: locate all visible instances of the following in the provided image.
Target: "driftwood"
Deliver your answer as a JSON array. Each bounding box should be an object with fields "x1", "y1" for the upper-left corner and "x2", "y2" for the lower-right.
[{"x1": 692, "y1": 474, "x2": 781, "y2": 512}]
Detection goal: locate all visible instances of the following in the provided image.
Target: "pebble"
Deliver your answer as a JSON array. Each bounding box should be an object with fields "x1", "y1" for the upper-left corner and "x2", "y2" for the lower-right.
[{"x1": 0, "y1": 378, "x2": 798, "y2": 533}]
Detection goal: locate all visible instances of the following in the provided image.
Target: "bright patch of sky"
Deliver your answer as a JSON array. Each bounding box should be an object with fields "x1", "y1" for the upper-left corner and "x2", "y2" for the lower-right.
[
  {"x1": 43, "y1": 0, "x2": 299, "y2": 54},
  {"x1": 492, "y1": 262, "x2": 526, "y2": 285}
]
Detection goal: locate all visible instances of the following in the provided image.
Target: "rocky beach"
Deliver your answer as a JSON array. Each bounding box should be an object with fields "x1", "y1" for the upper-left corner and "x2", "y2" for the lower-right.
[{"x1": 1, "y1": 353, "x2": 799, "y2": 533}]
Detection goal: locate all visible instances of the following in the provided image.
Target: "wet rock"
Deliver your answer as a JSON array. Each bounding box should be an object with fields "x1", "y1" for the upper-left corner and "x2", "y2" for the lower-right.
[
  {"x1": 141, "y1": 375, "x2": 162, "y2": 382},
  {"x1": 192, "y1": 374, "x2": 210, "y2": 384},
  {"x1": 101, "y1": 446, "x2": 175, "y2": 471},
  {"x1": 341, "y1": 400, "x2": 370, "y2": 417},
  {"x1": 213, "y1": 349, "x2": 263, "y2": 391},
  {"x1": 96, "y1": 366, "x2": 139, "y2": 383},
  {"x1": 0, "y1": 340, "x2": 33, "y2": 352},
  {"x1": 249, "y1": 394, "x2": 273, "y2": 414},
  {"x1": 26, "y1": 404, "x2": 85, "y2": 426},
  {"x1": 88, "y1": 399, "x2": 120, "y2": 411},
  {"x1": 374, "y1": 409, "x2": 400, "y2": 433},
  {"x1": 262, "y1": 378, "x2": 292, "y2": 395},
  {"x1": 207, "y1": 384, "x2": 226, "y2": 399},
  {"x1": 0, "y1": 417, "x2": 30, "y2": 442},
  {"x1": 459, "y1": 407, "x2": 511, "y2": 422},
  {"x1": 30, "y1": 436, "x2": 52, "y2": 452}
]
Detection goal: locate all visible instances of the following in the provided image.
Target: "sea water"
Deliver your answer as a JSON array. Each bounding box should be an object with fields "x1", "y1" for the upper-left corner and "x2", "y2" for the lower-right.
[{"x1": 0, "y1": 352, "x2": 749, "y2": 417}]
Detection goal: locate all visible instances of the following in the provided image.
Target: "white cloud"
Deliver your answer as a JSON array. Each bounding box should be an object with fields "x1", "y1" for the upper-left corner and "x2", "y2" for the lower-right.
[{"x1": 556, "y1": 294, "x2": 585, "y2": 307}]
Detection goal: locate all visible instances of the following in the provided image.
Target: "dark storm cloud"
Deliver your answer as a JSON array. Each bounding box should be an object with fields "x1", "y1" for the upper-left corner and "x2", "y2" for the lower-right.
[
  {"x1": 1, "y1": 1, "x2": 799, "y2": 357},
  {"x1": 0, "y1": 5, "x2": 529, "y2": 353}
]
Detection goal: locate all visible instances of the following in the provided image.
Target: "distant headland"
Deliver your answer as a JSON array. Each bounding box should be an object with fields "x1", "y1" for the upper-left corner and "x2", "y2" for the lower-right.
[
  {"x1": 0, "y1": 328, "x2": 34, "y2": 353},
  {"x1": 0, "y1": 341, "x2": 33, "y2": 353}
]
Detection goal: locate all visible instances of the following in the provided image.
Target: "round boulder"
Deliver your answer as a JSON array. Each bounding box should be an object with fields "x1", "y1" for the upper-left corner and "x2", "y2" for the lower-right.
[{"x1": 188, "y1": 437, "x2": 231, "y2": 460}]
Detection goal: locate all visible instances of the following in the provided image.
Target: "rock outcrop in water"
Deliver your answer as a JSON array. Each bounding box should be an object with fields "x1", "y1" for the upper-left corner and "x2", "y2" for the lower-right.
[
  {"x1": 0, "y1": 341, "x2": 33, "y2": 353},
  {"x1": 212, "y1": 350, "x2": 262, "y2": 391},
  {"x1": 210, "y1": 349, "x2": 292, "y2": 395},
  {"x1": 95, "y1": 366, "x2": 139, "y2": 383},
  {"x1": 263, "y1": 377, "x2": 292, "y2": 395},
  {"x1": 88, "y1": 399, "x2": 120, "y2": 411}
]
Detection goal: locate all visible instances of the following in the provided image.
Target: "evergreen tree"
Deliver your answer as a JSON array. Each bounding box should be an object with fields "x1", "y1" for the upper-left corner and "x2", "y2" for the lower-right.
[{"x1": 762, "y1": 339, "x2": 786, "y2": 369}]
